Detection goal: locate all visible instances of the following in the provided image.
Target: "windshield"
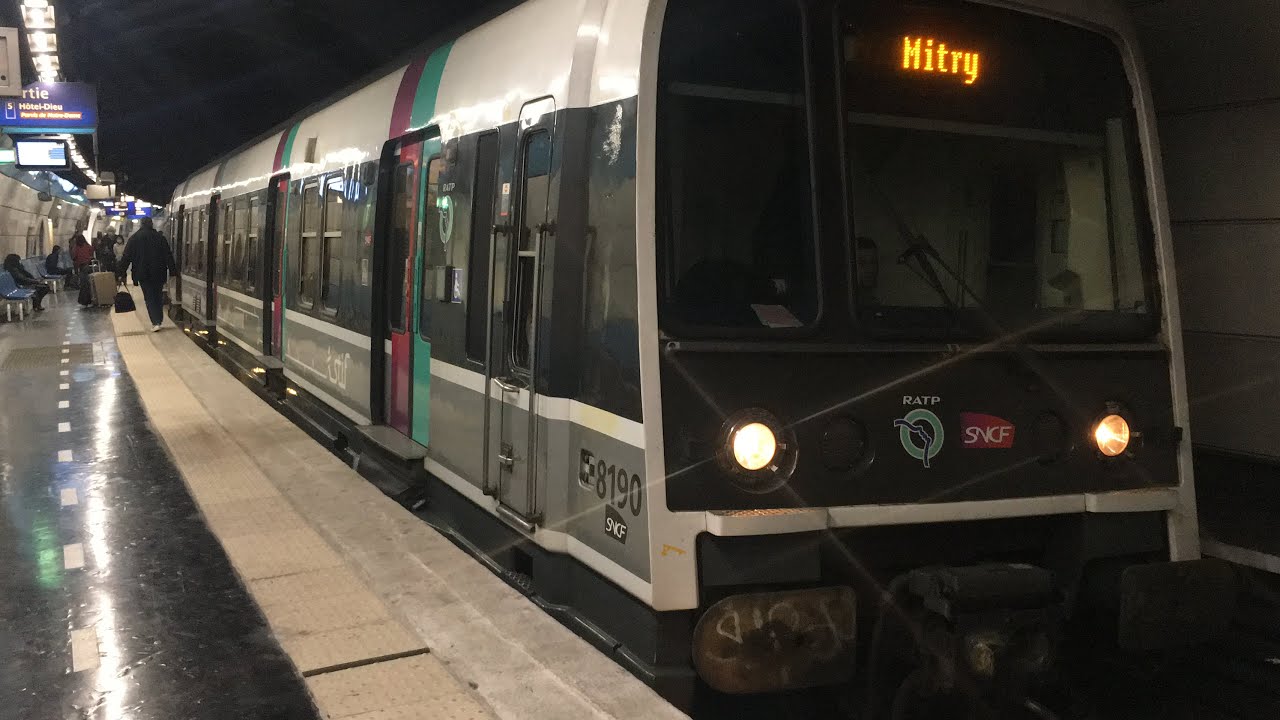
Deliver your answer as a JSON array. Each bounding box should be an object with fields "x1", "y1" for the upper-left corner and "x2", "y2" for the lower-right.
[
  {"x1": 657, "y1": 0, "x2": 818, "y2": 333},
  {"x1": 844, "y1": 2, "x2": 1155, "y2": 338}
]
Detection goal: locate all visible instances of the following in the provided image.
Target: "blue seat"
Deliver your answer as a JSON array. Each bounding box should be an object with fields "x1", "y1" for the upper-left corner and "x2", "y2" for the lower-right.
[
  {"x1": 0, "y1": 271, "x2": 35, "y2": 321},
  {"x1": 23, "y1": 256, "x2": 62, "y2": 296}
]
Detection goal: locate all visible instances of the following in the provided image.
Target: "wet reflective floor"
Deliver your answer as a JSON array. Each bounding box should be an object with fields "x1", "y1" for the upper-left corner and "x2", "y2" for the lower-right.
[{"x1": 0, "y1": 297, "x2": 319, "y2": 720}]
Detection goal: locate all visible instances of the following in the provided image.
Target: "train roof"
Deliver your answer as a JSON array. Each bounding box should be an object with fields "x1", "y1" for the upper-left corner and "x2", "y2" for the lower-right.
[{"x1": 170, "y1": 0, "x2": 649, "y2": 207}]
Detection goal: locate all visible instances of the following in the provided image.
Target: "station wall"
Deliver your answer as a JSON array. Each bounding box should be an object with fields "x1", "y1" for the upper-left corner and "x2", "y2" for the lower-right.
[
  {"x1": 0, "y1": 169, "x2": 92, "y2": 261},
  {"x1": 1131, "y1": 0, "x2": 1280, "y2": 460}
]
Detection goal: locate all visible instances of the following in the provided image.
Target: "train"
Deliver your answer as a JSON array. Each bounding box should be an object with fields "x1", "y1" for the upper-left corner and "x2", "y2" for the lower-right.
[{"x1": 165, "y1": 0, "x2": 1236, "y2": 714}]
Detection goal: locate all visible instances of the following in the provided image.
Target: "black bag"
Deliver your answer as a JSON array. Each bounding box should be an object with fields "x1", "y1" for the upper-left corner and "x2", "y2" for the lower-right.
[{"x1": 114, "y1": 290, "x2": 136, "y2": 313}]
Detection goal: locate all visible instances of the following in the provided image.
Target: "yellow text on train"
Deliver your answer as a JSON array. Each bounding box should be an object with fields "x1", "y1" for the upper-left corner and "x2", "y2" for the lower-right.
[{"x1": 902, "y1": 36, "x2": 980, "y2": 85}]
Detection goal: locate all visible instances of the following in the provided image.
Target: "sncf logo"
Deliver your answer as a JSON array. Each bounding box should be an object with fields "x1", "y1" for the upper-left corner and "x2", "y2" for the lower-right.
[{"x1": 960, "y1": 412, "x2": 1015, "y2": 449}]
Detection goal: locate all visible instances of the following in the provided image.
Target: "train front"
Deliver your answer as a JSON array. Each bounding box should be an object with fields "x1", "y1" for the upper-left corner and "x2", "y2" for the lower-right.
[{"x1": 650, "y1": 0, "x2": 1234, "y2": 710}]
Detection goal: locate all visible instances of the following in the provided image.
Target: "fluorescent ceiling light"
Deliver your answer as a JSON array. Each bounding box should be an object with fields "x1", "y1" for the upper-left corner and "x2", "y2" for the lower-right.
[
  {"x1": 28, "y1": 31, "x2": 57, "y2": 53},
  {"x1": 23, "y1": 6, "x2": 55, "y2": 29}
]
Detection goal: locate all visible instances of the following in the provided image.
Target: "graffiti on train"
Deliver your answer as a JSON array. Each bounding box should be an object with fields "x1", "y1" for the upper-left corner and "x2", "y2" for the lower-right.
[
  {"x1": 692, "y1": 587, "x2": 858, "y2": 694},
  {"x1": 283, "y1": 331, "x2": 370, "y2": 410}
]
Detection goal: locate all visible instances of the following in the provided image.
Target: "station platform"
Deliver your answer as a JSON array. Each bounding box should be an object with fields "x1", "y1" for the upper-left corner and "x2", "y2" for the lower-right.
[{"x1": 0, "y1": 289, "x2": 685, "y2": 720}]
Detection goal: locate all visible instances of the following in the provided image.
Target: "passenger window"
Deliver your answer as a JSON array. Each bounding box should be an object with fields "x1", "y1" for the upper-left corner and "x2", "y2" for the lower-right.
[
  {"x1": 299, "y1": 182, "x2": 320, "y2": 307},
  {"x1": 233, "y1": 199, "x2": 249, "y2": 288},
  {"x1": 511, "y1": 131, "x2": 552, "y2": 371},
  {"x1": 220, "y1": 204, "x2": 233, "y2": 283},
  {"x1": 322, "y1": 176, "x2": 344, "y2": 312},
  {"x1": 196, "y1": 210, "x2": 207, "y2": 272},
  {"x1": 274, "y1": 180, "x2": 291, "y2": 298},
  {"x1": 388, "y1": 162, "x2": 414, "y2": 332},
  {"x1": 419, "y1": 157, "x2": 441, "y2": 339},
  {"x1": 182, "y1": 211, "x2": 191, "y2": 271},
  {"x1": 354, "y1": 163, "x2": 377, "y2": 289},
  {"x1": 467, "y1": 132, "x2": 499, "y2": 362},
  {"x1": 246, "y1": 197, "x2": 262, "y2": 292}
]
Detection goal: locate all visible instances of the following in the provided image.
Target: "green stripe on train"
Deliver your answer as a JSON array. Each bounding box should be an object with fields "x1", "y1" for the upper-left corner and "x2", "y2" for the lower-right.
[{"x1": 410, "y1": 44, "x2": 452, "y2": 447}]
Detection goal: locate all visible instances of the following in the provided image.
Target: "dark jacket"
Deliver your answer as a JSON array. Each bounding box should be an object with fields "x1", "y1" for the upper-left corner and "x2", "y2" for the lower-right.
[
  {"x1": 4, "y1": 259, "x2": 42, "y2": 288},
  {"x1": 119, "y1": 227, "x2": 178, "y2": 285},
  {"x1": 45, "y1": 248, "x2": 62, "y2": 273}
]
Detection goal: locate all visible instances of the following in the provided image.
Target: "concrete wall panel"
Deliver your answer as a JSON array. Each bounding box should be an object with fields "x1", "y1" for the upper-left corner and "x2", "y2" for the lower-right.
[{"x1": 1173, "y1": 222, "x2": 1280, "y2": 336}]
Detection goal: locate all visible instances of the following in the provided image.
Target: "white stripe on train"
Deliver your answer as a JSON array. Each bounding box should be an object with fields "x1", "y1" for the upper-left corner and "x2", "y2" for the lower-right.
[{"x1": 279, "y1": 308, "x2": 646, "y2": 448}]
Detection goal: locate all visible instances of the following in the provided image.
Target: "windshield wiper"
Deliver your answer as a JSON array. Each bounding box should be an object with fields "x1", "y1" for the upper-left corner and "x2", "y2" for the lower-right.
[{"x1": 897, "y1": 239, "x2": 959, "y2": 312}]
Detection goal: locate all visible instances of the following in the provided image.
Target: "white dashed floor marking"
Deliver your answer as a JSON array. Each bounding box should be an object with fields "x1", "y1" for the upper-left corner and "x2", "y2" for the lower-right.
[
  {"x1": 60, "y1": 383, "x2": 69, "y2": 390},
  {"x1": 60, "y1": 358, "x2": 69, "y2": 364},
  {"x1": 70, "y1": 627, "x2": 100, "y2": 672},
  {"x1": 63, "y1": 543, "x2": 84, "y2": 569},
  {"x1": 60, "y1": 487, "x2": 77, "y2": 506},
  {"x1": 58, "y1": 400, "x2": 69, "y2": 409},
  {"x1": 58, "y1": 422, "x2": 70, "y2": 433},
  {"x1": 61, "y1": 348, "x2": 69, "y2": 354},
  {"x1": 60, "y1": 370, "x2": 69, "y2": 376},
  {"x1": 57, "y1": 449, "x2": 73, "y2": 463},
  {"x1": 63, "y1": 340, "x2": 70, "y2": 345}
]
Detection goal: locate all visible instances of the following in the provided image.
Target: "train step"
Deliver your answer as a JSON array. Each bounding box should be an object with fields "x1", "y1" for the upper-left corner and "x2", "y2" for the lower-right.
[{"x1": 357, "y1": 424, "x2": 428, "y2": 463}]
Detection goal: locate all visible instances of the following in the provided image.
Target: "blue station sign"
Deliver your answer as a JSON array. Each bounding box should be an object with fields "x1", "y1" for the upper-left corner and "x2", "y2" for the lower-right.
[{"x1": 2, "y1": 82, "x2": 98, "y2": 134}]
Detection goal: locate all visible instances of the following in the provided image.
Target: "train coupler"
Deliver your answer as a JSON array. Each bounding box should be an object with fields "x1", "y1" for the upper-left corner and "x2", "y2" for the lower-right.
[{"x1": 869, "y1": 564, "x2": 1061, "y2": 718}]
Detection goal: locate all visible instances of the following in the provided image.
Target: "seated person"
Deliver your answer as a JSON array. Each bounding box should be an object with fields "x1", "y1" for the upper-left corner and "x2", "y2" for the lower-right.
[
  {"x1": 45, "y1": 246, "x2": 73, "y2": 276},
  {"x1": 3, "y1": 253, "x2": 49, "y2": 311}
]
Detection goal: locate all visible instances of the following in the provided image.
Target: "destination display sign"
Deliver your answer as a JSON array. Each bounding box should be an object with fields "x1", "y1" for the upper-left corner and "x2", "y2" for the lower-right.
[
  {"x1": 901, "y1": 36, "x2": 980, "y2": 85},
  {"x1": 2, "y1": 82, "x2": 98, "y2": 133}
]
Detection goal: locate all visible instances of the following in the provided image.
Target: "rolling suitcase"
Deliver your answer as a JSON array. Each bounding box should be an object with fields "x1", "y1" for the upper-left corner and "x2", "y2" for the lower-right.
[{"x1": 89, "y1": 271, "x2": 116, "y2": 307}]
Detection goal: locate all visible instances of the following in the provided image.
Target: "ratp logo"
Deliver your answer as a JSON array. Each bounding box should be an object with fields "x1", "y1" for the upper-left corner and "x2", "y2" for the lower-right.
[{"x1": 895, "y1": 409, "x2": 945, "y2": 468}]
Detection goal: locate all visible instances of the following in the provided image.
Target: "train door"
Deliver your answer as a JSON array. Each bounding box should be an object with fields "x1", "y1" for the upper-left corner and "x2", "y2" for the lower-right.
[
  {"x1": 205, "y1": 195, "x2": 220, "y2": 324},
  {"x1": 488, "y1": 98, "x2": 555, "y2": 525},
  {"x1": 173, "y1": 206, "x2": 185, "y2": 303},
  {"x1": 263, "y1": 174, "x2": 289, "y2": 357},
  {"x1": 382, "y1": 137, "x2": 426, "y2": 436}
]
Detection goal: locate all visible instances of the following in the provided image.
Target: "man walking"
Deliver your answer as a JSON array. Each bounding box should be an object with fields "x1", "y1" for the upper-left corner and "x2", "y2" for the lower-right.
[{"x1": 118, "y1": 217, "x2": 177, "y2": 332}]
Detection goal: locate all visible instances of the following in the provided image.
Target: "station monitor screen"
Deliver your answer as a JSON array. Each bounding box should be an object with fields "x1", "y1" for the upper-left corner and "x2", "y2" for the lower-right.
[{"x1": 15, "y1": 138, "x2": 70, "y2": 169}]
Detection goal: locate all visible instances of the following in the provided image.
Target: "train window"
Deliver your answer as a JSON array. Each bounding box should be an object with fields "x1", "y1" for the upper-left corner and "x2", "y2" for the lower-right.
[
  {"x1": 321, "y1": 175, "x2": 344, "y2": 312},
  {"x1": 510, "y1": 131, "x2": 552, "y2": 371},
  {"x1": 354, "y1": 163, "x2": 377, "y2": 289},
  {"x1": 388, "y1": 162, "x2": 414, "y2": 333},
  {"x1": 466, "y1": 133, "x2": 499, "y2": 362},
  {"x1": 418, "y1": 156, "x2": 441, "y2": 340},
  {"x1": 196, "y1": 210, "x2": 207, "y2": 273},
  {"x1": 232, "y1": 198, "x2": 249, "y2": 289},
  {"x1": 299, "y1": 182, "x2": 320, "y2": 307},
  {"x1": 842, "y1": 2, "x2": 1155, "y2": 337},
  {"x1": 274, "y1": 180, "x2": 291, "y2": 299},
  {"x1": 182, "y1": 210, "x2": 192, "y2": 272},
  {"x1": 220, "y1": 203, "x2": 233, "y2": 283},
  {"x1": 246, "y1": 196, "x2": 262, "y2": 292},
  {"x1": 657, "y1": 0, "x2": 818, "y2": 332}
]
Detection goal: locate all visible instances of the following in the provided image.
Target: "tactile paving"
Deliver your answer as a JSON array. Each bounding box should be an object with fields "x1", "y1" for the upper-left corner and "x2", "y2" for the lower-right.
[
  {"x1": 113, "y1": 285, "x2": 681, "y2": 720},
  {"x1": 110, "y1": 293, "x2": 489, "y2": 720},
  {"x1": 283, "y1": 621, "x2": 424, "y2": 675},
  {"x1": 307, "y1": 655, "x2": 492, "y2": 719},
  {"x1": 220, "y1": 528, "x2": 345, "y2": 580}
]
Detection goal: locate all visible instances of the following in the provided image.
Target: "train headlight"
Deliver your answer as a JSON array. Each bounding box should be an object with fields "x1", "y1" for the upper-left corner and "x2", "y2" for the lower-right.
[
  {"x1": 1093, "y1": 414, "x2": 1131, "y2": 457},
  {"x1": 718, "y1": 410, "x2": 798, "y2": 493},
  {"x1": 732, "y1": 423, "x2": 777, "y2": 471}
]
